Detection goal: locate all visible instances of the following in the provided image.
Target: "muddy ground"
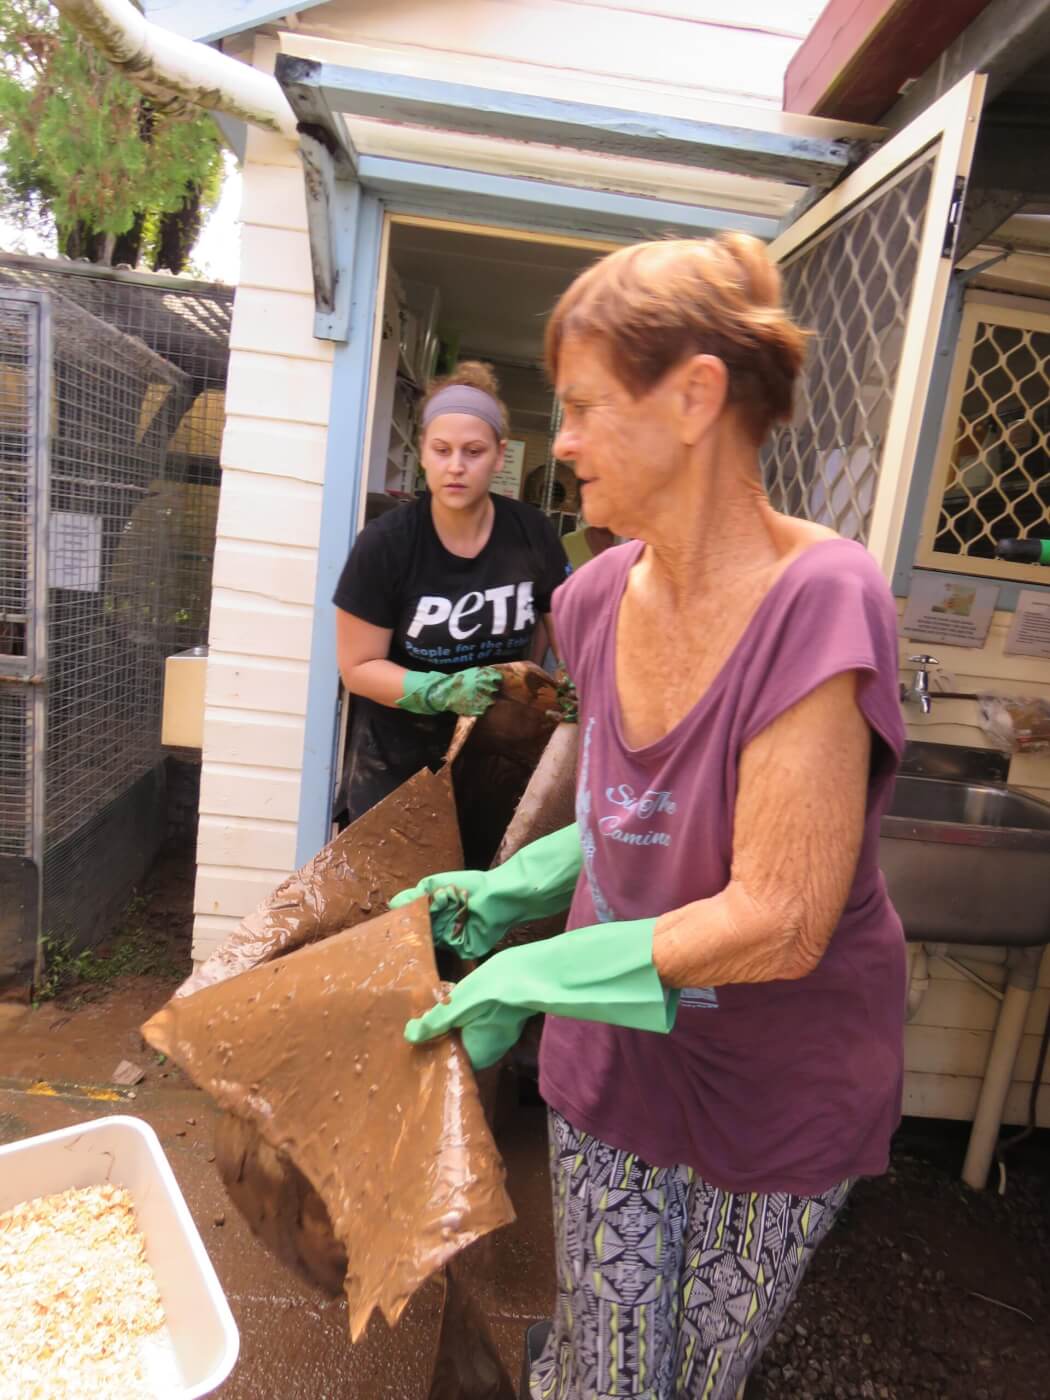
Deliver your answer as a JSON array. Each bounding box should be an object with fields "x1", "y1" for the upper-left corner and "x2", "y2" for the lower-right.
[{"x1": 2, "y1": 842, "x2": 1048, "y2": 1399}]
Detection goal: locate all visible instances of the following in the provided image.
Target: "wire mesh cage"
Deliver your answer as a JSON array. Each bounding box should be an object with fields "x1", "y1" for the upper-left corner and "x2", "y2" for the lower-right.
[
  {"x1": 0, "y1": 255, "x2": 232, "y2": 652},
  {"x1": 762, "y1": 157, "x2": 935, "y2": 542},
  {"x1": 0, "y1": 261, "x2": 232, "y2": 988},
  {"x1": 918, "y1": 293, "x2": 1050, "y2": 579},
  {"x1": 0, "y1": 293, "x2": 41, "y2": 878}
]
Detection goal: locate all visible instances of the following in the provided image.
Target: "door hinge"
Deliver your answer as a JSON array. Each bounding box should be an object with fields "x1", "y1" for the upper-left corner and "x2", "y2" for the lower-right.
[{"x1": 942, "y1": 176, "x2": 966, "y2": 259}]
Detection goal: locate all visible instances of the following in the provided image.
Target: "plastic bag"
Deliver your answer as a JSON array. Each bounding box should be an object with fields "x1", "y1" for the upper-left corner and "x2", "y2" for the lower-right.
[{"x1": 978, "y1": 694, "x2": 1050, "y2": 754}]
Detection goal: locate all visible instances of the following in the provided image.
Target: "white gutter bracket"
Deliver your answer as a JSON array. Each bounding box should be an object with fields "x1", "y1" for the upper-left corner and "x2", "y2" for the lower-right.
[{"x1": 54, "y1": 0, "x2": 297, "y2": 136}]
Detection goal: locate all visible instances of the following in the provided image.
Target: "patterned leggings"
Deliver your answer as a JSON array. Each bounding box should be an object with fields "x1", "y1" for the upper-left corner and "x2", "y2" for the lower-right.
[{"x1": 530, "y1": 1110, "x2": 850, "y2": 1400}]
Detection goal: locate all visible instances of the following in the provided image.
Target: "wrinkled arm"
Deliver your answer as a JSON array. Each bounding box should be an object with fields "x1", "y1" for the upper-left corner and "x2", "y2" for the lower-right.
[{"x1": 653, "y1": 671, "x2": 871, "y2": 988}]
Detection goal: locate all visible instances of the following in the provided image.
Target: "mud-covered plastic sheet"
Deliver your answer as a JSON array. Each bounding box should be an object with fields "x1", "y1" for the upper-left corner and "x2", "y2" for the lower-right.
[
  {"x1": 143, "y1": 899, "x2": 514, "y2": 1340},
  {"x1": 141, "y1": 663, "x2": 572, "y2": 1389},
  {"x1": 177, "y1": 764, "x2": 463, "y2": 1000}
]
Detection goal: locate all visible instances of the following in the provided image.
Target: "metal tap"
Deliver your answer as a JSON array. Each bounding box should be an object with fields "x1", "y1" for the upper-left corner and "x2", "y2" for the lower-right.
[{"x1": 902, "y1": 655, "x2": 938, "y2": 715}]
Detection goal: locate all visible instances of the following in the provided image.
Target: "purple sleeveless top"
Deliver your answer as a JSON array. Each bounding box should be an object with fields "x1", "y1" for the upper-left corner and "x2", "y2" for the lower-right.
[{"x1": 541, "y1": 538, "x2": 908, "y2": 1195}]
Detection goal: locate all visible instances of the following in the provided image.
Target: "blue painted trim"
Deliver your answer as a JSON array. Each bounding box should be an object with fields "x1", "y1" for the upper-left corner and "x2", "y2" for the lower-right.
[
  {"x1": 357, "y1": 156, "x2": 779, "y2": 242},
  {"x1": 276, "y1": 57, "x2": 868, "y2": 188},
  {"x1": 295, "y1": 192, "x2": 383, "y2": 865},
  {"x1": 891, "y1": 273, "x2": 1050, "y2": 613},
  {"x1": 144, "y1": 0, "x2": 318, "y2": 43}
]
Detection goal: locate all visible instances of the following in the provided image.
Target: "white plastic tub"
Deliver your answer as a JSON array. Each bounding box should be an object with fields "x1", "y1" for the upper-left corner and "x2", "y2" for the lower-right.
[{"x1": 0, "y1": 1114, "x2": 239, "y2": 1398}]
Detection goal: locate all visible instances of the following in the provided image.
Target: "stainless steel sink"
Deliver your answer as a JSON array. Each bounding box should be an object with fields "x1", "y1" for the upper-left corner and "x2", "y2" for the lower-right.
[{"x1": 880, "y1": 770, "x2": 1050, "y2": 946}]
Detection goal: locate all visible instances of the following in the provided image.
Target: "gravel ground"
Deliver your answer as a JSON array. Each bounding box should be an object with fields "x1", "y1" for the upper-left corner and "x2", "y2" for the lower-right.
[{"x1": 751, "y1": 1135, "x2": 1050, "y2": 1400}]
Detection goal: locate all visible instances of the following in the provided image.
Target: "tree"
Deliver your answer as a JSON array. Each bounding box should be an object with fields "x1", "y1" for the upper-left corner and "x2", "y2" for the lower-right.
[{"x1": 0, "y1": 0, "x2": 223, "y2": 272}]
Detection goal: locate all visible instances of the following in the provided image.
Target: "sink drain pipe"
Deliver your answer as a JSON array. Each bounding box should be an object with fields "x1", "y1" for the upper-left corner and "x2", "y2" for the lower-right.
[
  {"x1": 905, "y1": 945, "x2": 930, "y2": 1020},
  {"x1": 961, "y1": 944, "x2": 1045, "y2": 1190}
]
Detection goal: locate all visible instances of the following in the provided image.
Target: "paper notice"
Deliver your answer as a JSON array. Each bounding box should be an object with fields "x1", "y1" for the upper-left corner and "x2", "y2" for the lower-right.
[
  {"x1": 490, "y1": 439, "x2": 526, "y2": 499},
  {"x1": 48, "y1": 511, "x2": 102, "y2": 592},
  {"x1": 1004, "y1": 589, "x2": 1050, "y2": 659},
  {"x1": 901, "y1": 575, "x2": 998, "y2": 649}
]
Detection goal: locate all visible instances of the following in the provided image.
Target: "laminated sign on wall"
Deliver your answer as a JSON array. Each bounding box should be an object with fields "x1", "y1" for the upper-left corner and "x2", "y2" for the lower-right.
[
  {"x1": 901, "y1": 575, "x2": 998, "y2": 648},
  {"x1": 1005, "y1": 589, "x2": 1050, "y2": 660}
]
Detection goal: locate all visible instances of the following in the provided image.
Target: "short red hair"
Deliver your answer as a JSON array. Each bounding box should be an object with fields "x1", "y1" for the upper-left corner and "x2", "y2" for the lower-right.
[{"x1": 546, "y1": 234, "x2": 807, "y2": 443}]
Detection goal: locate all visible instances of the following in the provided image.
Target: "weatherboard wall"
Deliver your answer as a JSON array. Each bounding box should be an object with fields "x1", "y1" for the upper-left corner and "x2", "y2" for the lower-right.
[{"x1": 191, "y1": 73, "x2": 333, "y2": 961}]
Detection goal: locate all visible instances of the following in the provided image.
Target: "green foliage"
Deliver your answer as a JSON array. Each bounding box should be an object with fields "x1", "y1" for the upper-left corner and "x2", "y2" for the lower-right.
[
  {"x1": 34, "y1": 893, "x2": 181, "y2": 1005},
  {"x1": 0, "y1": 0, "x2": 222, "y2": 266}
]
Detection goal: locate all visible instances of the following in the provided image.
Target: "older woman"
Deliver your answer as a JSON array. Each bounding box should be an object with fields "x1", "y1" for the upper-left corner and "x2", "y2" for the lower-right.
[{"x1": 395, "y1": 235, "x2": 906, "y2": 1399}]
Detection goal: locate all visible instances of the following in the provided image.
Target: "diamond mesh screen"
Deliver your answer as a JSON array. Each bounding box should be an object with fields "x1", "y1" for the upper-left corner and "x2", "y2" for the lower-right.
[
  {"x1": 931, "y1": 315, "x2": 1050, "y2": 562},
  {"x1": 763, "y1": 157, "x2": 935, "y2": 541}
]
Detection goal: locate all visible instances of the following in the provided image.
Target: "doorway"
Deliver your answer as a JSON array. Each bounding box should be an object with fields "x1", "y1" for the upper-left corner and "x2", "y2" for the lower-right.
[
  {"x1": 328, "y1": 216, "x2": 618, "y2": 832},
  {"x1": 362, "y1": 218, "x2": 614, "y2": 531}
]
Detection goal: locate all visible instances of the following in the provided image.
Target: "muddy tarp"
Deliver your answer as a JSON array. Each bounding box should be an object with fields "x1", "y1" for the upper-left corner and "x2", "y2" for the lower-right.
[
  {"x1": 142, "y1": 664, "x2": 573, "y2": 1396},
  {"x1": 449, "y1": 665, "x2": 559, "y2": 870},
  {"x1": 176, "y1": 662, "x2": 560, "y2": 1003},
  {"x1": 177, "y1": 764, "x2": 463, "y2": 1000},
  {"x1": 142, "y1": 899, "x2": 514, "y2": 1341}
]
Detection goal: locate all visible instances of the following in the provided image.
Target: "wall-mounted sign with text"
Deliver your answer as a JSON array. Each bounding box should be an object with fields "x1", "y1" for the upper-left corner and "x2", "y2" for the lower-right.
[
  {"x1": 901, "y1": 575, "x2": 998, "y2": 649},
  {"x1": 1005, "y1": 589, "x2": 1050, "y2": 660}
]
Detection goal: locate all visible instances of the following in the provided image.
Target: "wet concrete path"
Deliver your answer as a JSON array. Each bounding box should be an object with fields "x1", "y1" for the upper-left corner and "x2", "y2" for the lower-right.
[{"x1": 0, "y1": 995, "x2": 554, "y2": 1398}]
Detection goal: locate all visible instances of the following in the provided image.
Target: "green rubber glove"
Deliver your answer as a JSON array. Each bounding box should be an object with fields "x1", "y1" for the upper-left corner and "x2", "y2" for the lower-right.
[
  {"x1": 404, "y1": 919, "x2": 678, "y2": 1069},
  {"x1": 396, "y1": 666, "x2": 501, "y2": 717},
  {"x1": 390, "y1": 823, "x2": 582, "y2": 959}
]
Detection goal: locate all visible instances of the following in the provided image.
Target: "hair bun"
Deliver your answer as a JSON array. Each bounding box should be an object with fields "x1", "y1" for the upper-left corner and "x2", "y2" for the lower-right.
[
  {"x1": 441, "y1": 360, "x2": 502, "y2": 398},
  {"x1": 421, "y1": 360, "x2": 509, "y2": 441},
  {"x1": 719, "y1": 233, "x2": 782, "y2": 309}
]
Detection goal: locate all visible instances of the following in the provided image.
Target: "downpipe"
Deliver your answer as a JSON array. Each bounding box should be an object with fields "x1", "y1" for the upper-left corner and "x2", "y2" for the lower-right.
[
  {"x1": 905, "y1": 944, "x2": 930, "y2": 1021},
  {"x1": 53, "y1": 0, "x2": 296, "y2": 135},
  {"x1": 961, "y1": 944, "x2": 1044, "y2": 1190}
]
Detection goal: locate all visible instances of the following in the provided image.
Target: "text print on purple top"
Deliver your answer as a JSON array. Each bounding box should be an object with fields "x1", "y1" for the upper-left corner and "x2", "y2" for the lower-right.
[{"x1": 540, "y1": 536, "x2": 908, "y2": 1197}]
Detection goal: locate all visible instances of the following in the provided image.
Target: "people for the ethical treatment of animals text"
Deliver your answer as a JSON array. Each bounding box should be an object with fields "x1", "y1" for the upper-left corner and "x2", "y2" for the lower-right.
[{"x1": 394, "y1": 234, "x2": 908, "y2": 1400}]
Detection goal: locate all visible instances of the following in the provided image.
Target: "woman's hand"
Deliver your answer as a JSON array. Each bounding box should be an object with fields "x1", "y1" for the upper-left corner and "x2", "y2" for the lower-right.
[
  {"x1": 391, "y1": 824, "x2": 583, "y2": 960},
  {"x1": 653, "y1": 671, "x2": 871, "y2": 989},
  {"x1": 397, "y1": 666, "x2": 501, "y2": 717},
  {"x1": 336, "y1": 610, "x2": 502, "y2": 716},
  {"x1": 404, "y1": 919, "x2": 675, "y2": 1068},
  {"x1": 391, "y1": 870, "x2": 493, "y2": 957}
]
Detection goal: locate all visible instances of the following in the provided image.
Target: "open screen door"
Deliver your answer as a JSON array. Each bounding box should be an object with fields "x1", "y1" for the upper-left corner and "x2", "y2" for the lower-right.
[{"x1": 764, "y1": 74, "x2": 986, "y2": 574}]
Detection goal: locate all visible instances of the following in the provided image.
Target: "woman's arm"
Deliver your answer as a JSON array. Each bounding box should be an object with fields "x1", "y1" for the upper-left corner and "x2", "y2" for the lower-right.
[
  {"x1": 653, "y1": 671, "x2": 871, "y2": 988},
  {"x1": 530, "y1": 613, "x2": 559, "y2": 665},
  {"x1": 335, "y1": 609, "x2": 408, "y2": 709}
]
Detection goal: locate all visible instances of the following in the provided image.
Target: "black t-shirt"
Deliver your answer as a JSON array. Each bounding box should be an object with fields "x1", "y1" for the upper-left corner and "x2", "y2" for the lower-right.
[
  {"x1": 333, "y1": 493, "x2": 569, "y2": 670},
  {"x1": 332, "y1": 494, "x2": 569, "y2": 821}
]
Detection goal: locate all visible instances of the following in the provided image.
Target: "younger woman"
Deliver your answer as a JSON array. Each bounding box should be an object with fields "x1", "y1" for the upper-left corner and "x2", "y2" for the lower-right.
[{"x1": 333, "y1": 362, "x2": 568, "y2": 822}]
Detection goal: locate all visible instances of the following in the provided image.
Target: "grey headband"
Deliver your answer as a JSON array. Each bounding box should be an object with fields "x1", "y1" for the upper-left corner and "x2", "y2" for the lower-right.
[{"x1": 422, "y1": 385, "x2": 504, "y2": 439}]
